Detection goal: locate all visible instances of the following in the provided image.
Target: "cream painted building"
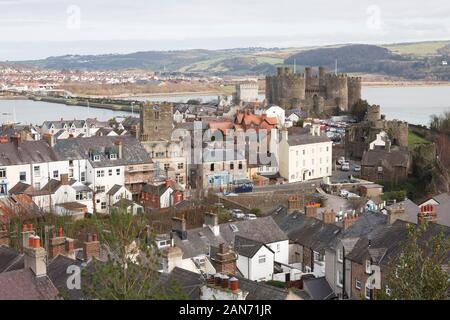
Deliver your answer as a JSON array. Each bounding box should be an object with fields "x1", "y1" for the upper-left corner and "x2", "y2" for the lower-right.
[{"x1": 279, "y1": 125, "x2": 332, "y2": 183}]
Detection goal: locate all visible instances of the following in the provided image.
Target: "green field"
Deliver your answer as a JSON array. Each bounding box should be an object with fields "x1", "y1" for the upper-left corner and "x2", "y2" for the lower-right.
[
  {"x1": 384, "y1": 41, "x2": 450, "y2": 56},
  {"x1": 408, "y1": 131, "x2": 431, "y2": 149}
]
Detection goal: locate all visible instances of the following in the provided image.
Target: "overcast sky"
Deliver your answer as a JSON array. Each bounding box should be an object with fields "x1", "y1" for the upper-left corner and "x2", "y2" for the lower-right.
[{"x1": 1, "y1": 0, "x2": 450, "y2": 60}]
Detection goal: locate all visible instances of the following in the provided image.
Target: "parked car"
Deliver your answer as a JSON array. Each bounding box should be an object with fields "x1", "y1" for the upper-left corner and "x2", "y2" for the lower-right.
[
  {"x1": 336, "y1": 157, "x2": 346, "y2": 165},
  {"x1": 230, "y1": 209, "x2": 245, "y2": 219},
  {"x1": 347, "y1": 192, "x2": 361, "y2": 199},
  {"x1": 353, "y1": 165, "x2": 361, "y2": 172},
  {"x1": 244, "y1": 214, "x2": 257, "y2": 220},
  {"x1": 340, "y1": 189, "x2": 349, "y2": 198}
]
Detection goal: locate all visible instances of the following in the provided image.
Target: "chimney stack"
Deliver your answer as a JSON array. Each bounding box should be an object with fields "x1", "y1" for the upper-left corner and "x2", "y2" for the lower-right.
[
  {"x1": 49, "y1": 227, "x2": 76, "y2": 259},
  {"x1": 387, "y1": 203, "x2": 405, "y2": 224},
  {"x1": 343, "y1": 214, "x2": 359, "y2": 230},
  {"x1": 24, "y1": 235, "x2": 47, "y2": 277},
  {"x1": 60, "y1": 174, "x2": 69, "y2": 186},
  {"x1": 114, "y1": 140, "x2": 123, "y2": 159},
  {"x1": 323, "y1": 209, "x2": 336, "y2": 224},
  {"x1": 212, "y1": 243, "x2": 237, "y2": 275},
  {"x1": 172, "y1": 216, "x2": 187, "y2": 240},
  {"x1": 0, "y1": 224, "x2": 9, "y2": 246},
  {"x1": 288, "y1": 195, "x2": 301, "y2": 213},
  {"x1": 418, "y1": 204, "x2": 437, "y2": 225},
  {"x1": 304, "y1": 202, "x2": 318, "y2": 218},
  {"x1": 83, "y1": 233, "x2": 101, "y2": 261},
  {"x1": 21, "y1": 224, "x2": 35, "y2": 251},
  {"x1": 203, "y1": 212, "x2": 219, "y2": 236}
]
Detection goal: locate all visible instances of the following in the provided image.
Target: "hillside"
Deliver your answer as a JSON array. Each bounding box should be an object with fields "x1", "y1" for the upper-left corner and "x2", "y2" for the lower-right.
[
  {"x1": 284, "y1": 44, "x2": 450, "y2": 80},
  {"x1": 11, "y1": 41, "x2": 450, "y2": 79}
]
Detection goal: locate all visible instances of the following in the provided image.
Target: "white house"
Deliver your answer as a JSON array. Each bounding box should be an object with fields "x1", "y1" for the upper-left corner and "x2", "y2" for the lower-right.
[
  {"x1": 235, "y1": 236, "x2": 275, "y2": 281},
  {"x1": 0, "y1": 139, "x2": 71, "y2": 197},
  {"x1": 279, "y1": 125, "x2": 332, "y2": 183},
  {"x1": 167, "y1": 214, "x2": 290, "y2": 282},
  {"x1": 255, "y1": 106, "x2": 285, "y2": 128}
]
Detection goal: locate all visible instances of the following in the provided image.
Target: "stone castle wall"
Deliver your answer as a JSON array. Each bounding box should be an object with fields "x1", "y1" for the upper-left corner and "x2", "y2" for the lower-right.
[{"x1": 266, "y1": 66, "x2": 362, "y2": 113}]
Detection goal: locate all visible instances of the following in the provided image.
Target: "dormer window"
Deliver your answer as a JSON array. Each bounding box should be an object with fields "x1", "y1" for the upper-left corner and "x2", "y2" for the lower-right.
[
  {"x1": 110, "y1": 153, "x2": 117, "y2": 160},
  {"x1": 93, "y1": 155, "x2": 101, "y2": 162}
]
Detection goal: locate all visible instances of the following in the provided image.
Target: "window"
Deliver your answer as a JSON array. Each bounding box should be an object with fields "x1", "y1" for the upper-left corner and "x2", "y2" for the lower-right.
[
  {"x1": 108, "y1": 169, "x2": 112, "y2": 176},
  {"x1": 96, "y1": 186, "x2": 105, "y2": 193},
  {"x1": 313, "y1": 251, "x2": 322, "y2": 262},
  {"x1": 365, "y1": 260, "x2": 372, "y2": 274},
  {"x1": 210, "y1": 163, "x2": 215, "y2": 171},
  {"x1": 176, "y1": 174, "x2": 184, "y2": 184},
  {"x1": 69, "y1": 160, "x2": 74, "y2": 167},
  {"x1": 96, "y1": 199, "x2": 101, "y2": 204},
  {"x1": 53, "y1": 170, "x2": 59, "y2": 179},
  {"x1": 302, "y1": 150, "x2": 305, "y2": 155},
  {"x1": 97, "y1": 170, "x2": 105, "y2": 178},
  {"x1": 101, "y1": 202, "x2": 107, "y2": 210},
  {"x1": 69, "y1": 168, "x2": 74, "y2": 178},
  {"x1": 238, "y1": 162, "x2": 243, "y2": 170},
  {"x1": 33, "y1": 166, "x2": 41, "y2": 177},
  {"x1": 337, "y1": 270, "x2": 343, "y2": 287},
  {"x1": 110, "y1": 153, "x2": 117, "y2": 160},
  {"x1": 0, "y1": 183, "x2": 7, "y2": 196},
  {"x1": 177, "y1": 163, "x2": 184, "y2": 170},
  {"x1": 80, "y1": 171, "x2": 86, "y2": 182},
  {"x1": 326, "y1": 146, "x2": 329, "y2": 152},
  {"x1": 164, "y1": 163, "x2": 170, "y2": 171},
  {"x1": 230, "y1": 163, "x2": 234, "y2": 170},
  {"x1": 258, "y1": 255, "x2": 266, "y2": 264},
  {"x1": 365, "y1": 284, "x2": 371, "y2": 299},
  {"x1": 337, "y1": 249, "x2": 343, "y2": 262},
  {"x1": 276, "y1": 244, "x2": 280, "y2": 253},
  {"x1": 154, "y1": 111, "x2": 160, "y2": 120},
  {"x1": 116, "y1": 168, "x2": 121, "y2": 175},
  {"x1": 19, "y1": 171, "x2": 26, "y2": 182},
  {"x1": 93, "y1": 155, "x2": 101, "y2": 162},
  {"x1": 34, "y1": 182, "x2": 40, "y2": 190},
  {"x1": 355, "y1": 279, "x2": 361, "y2": 290},
  {"x1": 0, "y1": 168, "x2": 5, "y2": 178}
]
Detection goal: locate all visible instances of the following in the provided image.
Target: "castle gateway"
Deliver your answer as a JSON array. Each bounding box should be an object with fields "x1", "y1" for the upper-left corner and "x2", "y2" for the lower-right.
[{"x1": 265, "y1": 66, "x2": 361, "y2": 113}]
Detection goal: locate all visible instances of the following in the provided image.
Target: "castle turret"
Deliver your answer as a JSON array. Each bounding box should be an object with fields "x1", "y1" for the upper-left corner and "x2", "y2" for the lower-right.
[
  {"x1": 325, "y1": 74, "x2": 348, "y2": 111},
  {"x1": 319, "y1": 66, "x2": 327, "y2": 87},
  {"x1": 348, "y1": 77, "x2": 362, "y2": 110}
]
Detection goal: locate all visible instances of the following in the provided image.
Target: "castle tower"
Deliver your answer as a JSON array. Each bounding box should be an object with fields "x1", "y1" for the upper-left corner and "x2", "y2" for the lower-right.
[
  {"x1": 266, "y1": 67, "x2": 305, "y2": 109},
  {"x1": 366, "y1": 105, "x2": 381, "y2": 123},
  {"x1": 325, "y1": 74, "x2": 348, "y2": 111},
  {"x1": 305, "y1": 67, "x2": 313, "y2": 88},
  {"x1": 139, "y1": 102, "x2": 173, "y2": 142},
  {"x1": 348, "y1": 77, "x2": 362, "y2": 110},
  {"x1": 319, "y1": 66, "x2": 327, "y2": 87}
]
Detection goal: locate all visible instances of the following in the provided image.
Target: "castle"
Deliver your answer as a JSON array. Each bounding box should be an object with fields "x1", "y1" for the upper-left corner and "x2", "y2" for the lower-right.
[
  {"x1": 265, "y1": 66, "x2": 362, "y2": 113},
  {"x1": 345, "y1": 104, "x2": 409, "y2": 160}
]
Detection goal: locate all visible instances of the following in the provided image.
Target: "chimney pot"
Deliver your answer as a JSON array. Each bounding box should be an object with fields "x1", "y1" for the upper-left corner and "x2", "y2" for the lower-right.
[
  {"x1": 28, "y1": 224, "x2": 33, "y2": 231},
  {"x1": 230, "y1": 277, "x2": 239, "y2": 291},
  {"x1": 221, "y1": 275, "x2": 229, "y2": 289}
]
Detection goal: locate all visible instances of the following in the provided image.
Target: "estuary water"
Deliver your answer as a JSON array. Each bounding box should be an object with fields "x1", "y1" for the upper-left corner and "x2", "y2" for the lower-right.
[{"x1": 1, "y1": 85, "x2": 449, "y2": 126}]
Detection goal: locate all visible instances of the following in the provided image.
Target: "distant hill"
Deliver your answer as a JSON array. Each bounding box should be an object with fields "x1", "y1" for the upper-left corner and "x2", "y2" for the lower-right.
[
  {"x1": 284, "y1": 44, "x2": 450, "y2": 80},
  {"x1": 10, "y1": 41, "x2": 450, "y2": 79}
]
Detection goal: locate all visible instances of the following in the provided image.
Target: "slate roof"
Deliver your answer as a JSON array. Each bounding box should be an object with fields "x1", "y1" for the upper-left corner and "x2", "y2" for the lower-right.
[
  {"x1": 420, "y1": 193, "x2": 450, "y2": 227},
  {"x1": 286, "y1": 133, "x2": 331, "y2": 146},
  {"x1": 53, "y1": 136, "x2": 152, "y2": 168},
  {"x1": 346, "y1": 219, "x2": 450, "y2": 267},
  {"x1": 0, "y1": 269, "x2": 59, "y2": 300},
  {"x1": 9, "y1": 181, "x2": 33, "y2": 195},
  {"x1": 47, "y1": 255, "x2": 88, "y2": 300},
  {"x1": 361, "y1": 149, "x2": 410, "y2": 168},
  {"x1": 0, "y1": 194, "x2": 43, "y2": 224},
  {"x1": 0, "y1": 140, "x2": 59, "y2": 166},
  {"x1": 42, "y1": 120, "x2": 86, "y2": 129},
  {"x1": 303, "y1": 276, "x2": 335, "y2": 300},
  {"x1": 161, "y1": 267, "x2": 291, "y2": 300},
  {"x1": 106, "y1": 184, "x2": 123, "y2": 196},
  {"x1": 173, "y1": 216, "x2": 288, "y2": 259},
  {"x1": 282, "y1": 214, "x2": 341, "y2": 254},
  {"x1": 234, "y1": 235, "x2": 271, "y2": 258},
  {"x1": 0, "y1": 246, "x2": 24, "y2": 273}
]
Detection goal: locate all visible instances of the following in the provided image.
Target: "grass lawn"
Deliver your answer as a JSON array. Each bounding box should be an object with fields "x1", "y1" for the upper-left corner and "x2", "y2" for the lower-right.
[
  {"x1": 408, "y1": 131, "x2": 430, "y2": 149},
  {"x1": 384, "y1": 41, "x2": 450, "y2": 56}
]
